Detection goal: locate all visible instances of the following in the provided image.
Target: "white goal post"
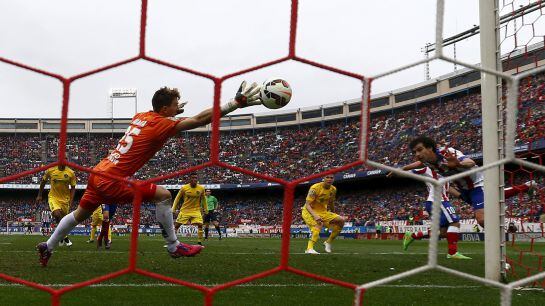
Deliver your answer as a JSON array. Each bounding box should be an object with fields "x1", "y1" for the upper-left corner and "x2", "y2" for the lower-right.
[{"x1": 479, "y1": 0, "x2": 504, "y2": 282}]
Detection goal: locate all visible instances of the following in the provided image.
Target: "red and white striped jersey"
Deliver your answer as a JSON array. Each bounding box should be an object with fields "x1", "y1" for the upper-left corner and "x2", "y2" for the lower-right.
[
  {"x1": 41, "y1": 210, "x2": 51, "y2": 223},
  {"x1": 412, "y1": 167, "x2": 450, "y2": 202},
  {"x1": 424, "y1": 147, "x2": 483, "y2": 191}
]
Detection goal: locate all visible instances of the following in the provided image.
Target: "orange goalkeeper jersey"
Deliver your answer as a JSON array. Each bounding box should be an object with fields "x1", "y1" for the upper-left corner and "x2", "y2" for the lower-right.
[{"x1": 94, "y1": 111, "x2": 181, "y2": 177}]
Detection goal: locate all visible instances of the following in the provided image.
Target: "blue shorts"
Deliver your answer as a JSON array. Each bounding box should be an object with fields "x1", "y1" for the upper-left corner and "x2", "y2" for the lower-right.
[
  {"x1": 102, "y1": 204, "x2": 118, "y2": 217},
  {"x1": 459, "y1": 187, "x2": 484, "y2": 210},
  {"x1": 425, "y1": 201, "x2": 460, "y2": 228}
]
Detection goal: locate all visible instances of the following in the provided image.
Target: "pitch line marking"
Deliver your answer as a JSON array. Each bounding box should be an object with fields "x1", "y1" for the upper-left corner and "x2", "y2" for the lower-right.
[
  {"x1": 0, "y1": 283, "x2": 483, "y2": 289},
  {"x1": 0, "y1": 250, "x2": 480, "y2": 256}
]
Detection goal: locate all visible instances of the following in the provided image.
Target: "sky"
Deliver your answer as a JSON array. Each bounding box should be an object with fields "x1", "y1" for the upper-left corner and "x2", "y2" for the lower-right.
[{"x1": 0, "y1": 0, "x2": 525, "y2": 119}]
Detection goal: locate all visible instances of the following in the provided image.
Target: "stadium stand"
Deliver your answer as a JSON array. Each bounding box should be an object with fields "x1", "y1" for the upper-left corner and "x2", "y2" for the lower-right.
[
  {"x1": 0, "y1": 71, "x2": 540, "y2": 185},
  {"x1": 0, "y1": 71, "x2": 544, "y2": 230}
]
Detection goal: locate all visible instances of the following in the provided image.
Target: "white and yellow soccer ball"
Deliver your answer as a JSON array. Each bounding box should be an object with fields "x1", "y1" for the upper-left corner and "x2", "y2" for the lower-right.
[{"x1": 260, "y1": 78, "x2": 292, "y2": 109}]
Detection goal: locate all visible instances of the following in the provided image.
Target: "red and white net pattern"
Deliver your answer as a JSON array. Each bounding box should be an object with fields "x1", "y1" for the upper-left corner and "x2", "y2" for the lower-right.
[
  {"x1": 0, "y1": 0, "x2": 367, "y2": 305},
  {"x1": 1, "y1": 1, "x2": 545, "y2": 305}
]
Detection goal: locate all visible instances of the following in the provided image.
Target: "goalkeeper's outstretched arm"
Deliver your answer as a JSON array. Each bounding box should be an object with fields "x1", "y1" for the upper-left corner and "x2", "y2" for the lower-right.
[{"x1": 175, "y1": 81, "x2": 262, "y2": 132}]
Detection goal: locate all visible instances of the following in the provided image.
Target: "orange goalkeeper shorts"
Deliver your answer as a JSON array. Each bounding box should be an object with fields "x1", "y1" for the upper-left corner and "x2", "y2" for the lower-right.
[{"x1": 79, "y1": 173, "x2": 156, "y2": 211}]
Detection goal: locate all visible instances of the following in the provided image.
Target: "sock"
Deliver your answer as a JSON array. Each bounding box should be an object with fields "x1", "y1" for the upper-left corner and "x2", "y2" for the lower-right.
[
  {"x1": 90, "y1": 225, "x2": 96, "y2": 240},
  {"x1": 47, "y1": 212, "x2": 78, "y2": 251},
  {"x1": 326, "y1": 224, "x2": 342, "y2": 244},
  {"x1": 155, "y1": 198, "x2": 179, "y2": 252},
  {"x1": 307, "y1": 227, "x2": 320, "y2": 250},
  {"x1": 107, "y1": 224, "x2": 112, "y2": 241},
  {"x1": 411, "y1": 231, "x2": 425, "y2": 240},
  {"x1": 447, "y1": 226, "x2": 460, "y2": 255},
  {"x1": 204, "y1": 227, "x2": 209, "y2": 239},
  {"x1": 215, "y1": 225, "x2": 222, "y2": 237},
  {"x1": 99, "y1": 220, "x2": 110, "y2": 241},
  {"x1": 198, "y1": 228, "x2": 203, "y2": 242}
]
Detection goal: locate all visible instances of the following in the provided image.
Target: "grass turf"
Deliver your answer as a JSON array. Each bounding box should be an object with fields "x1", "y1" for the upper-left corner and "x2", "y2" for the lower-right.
[{"x1": 0, "y1": 235, "x2": 544, "y2": 305}]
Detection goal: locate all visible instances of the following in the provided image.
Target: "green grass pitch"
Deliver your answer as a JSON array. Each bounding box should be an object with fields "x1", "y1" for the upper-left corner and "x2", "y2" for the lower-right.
[{"x1": 0, "y1": 235, "x2": 544, "y2": 305}]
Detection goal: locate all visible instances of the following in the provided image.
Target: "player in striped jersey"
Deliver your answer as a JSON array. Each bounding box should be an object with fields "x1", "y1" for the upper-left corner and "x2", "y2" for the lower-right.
[
  {"x1": 41, "y1": 210, "x2": 52, "y2": 236},
  {"x1": 400, "y1": 166, "x2": 471, "y2": 259},
  {"x1": 400, "y1": 136, "x2": 485, "y2": 227}
]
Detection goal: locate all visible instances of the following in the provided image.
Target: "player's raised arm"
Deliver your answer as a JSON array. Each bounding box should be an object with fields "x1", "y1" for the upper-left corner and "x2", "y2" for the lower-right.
[
  {"x1": 174, "y1": 81, "x2": 262, "y2": 132},
  {"x1": 401, "y1": 161, "x2": 425, "y2": 171},
  {"x1": 387, "y1": 161, "x2": 424, "y2": 177},
  {"x1": 36, "y1": 170, "x2": 50, "y2": 203},
  {"x1": 444, "y1": 148, "x2": 476, "y2": 169}
]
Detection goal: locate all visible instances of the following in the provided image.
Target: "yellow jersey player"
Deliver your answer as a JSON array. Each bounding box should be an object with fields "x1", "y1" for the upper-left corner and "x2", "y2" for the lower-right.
[
  {"x1": 87, "y1": 206, "x2": 103, "y2": 243},
  {"x1": 36, "y1": 165, "x2": 77, "y2": 247},
  {"x1": 172, "y1": 173, "x2": 208, "y2": 245},
  {"x1": 301, "y1": 174, "x2": 345, "y2": 254}
]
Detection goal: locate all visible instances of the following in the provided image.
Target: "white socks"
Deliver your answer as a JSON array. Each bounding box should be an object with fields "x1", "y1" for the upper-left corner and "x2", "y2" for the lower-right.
[
  {"x1": 46, "y1": 202, "x2": 181, "y2": 253},
  {"x1": 155, "y1": 198, "x2": 180, "y2": 252},
  {"x1": 46, "y1": 212, "x2": 78, "y2": 251}
]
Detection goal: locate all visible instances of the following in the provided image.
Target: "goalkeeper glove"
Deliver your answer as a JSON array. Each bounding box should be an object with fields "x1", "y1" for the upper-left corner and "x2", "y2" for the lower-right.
[{"x1": 220, "y1": 81, "x2": 262, "y2": 115}]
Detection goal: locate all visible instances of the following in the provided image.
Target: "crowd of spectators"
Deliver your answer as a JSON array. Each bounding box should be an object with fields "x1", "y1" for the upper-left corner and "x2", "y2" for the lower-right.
[
  {"x1": 368, "y1": 92, "x2": 483, "y2": 167},
  {"x1": 0, "y1": 134, "x2": 43, "y2": 183},
  {"x1": 516, "y1": 73, "x2": 545, "y2": 143},
  {"x1": 0, "y1": 93, "x2": 484, "y2": 185},
  {"x1": 1, "y1": 71, "x2": 544, "y2": 185},
  {"x1": 0, "y1": 73, "x2": 544, "y2": 226}
]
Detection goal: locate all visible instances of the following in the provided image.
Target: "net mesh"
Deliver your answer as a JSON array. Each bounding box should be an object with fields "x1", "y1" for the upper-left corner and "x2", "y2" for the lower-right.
[
  {"x1": 500, "y1": 0, "x2": 545, "y2": 291},
  {"x1": 0, "y1": 1, "x2": 544, "y2": 305}
]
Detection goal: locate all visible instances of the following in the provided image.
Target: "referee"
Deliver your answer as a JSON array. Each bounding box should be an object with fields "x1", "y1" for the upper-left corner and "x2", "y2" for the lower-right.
[{"x1": 204, "y1": 189, "x2": 222, "y2": 240}]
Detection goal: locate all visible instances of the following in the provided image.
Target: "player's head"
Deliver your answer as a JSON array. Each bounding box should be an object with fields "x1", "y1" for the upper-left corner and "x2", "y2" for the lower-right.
[
  {"x1": 57, "y1": 164, "x2": 65, "y2": 171},
  {"x1": 323, "y1": 174, "x2": 334, "y2": 186},
  {"x1": 409, "y1": 136, "x2": 437, "y2": 163},
  {"x1": 205, "y1": 189, "x2": 211, "y2": 196},
  {"x1": 189, "y1": 173, "x2": 198, "y2": 186},
  {"x1": 152, "y1": 87, "x2": 180, "y2": 116}
]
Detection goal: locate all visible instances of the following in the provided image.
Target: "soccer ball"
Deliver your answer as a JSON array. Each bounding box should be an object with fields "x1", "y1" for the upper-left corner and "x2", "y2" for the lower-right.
[{"x1": 260, "y1": 78, "x2": 292, "y2": 109}]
